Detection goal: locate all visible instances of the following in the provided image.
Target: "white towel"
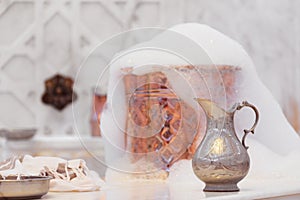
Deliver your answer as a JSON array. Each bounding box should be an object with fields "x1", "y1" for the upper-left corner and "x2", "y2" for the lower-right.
[{"x1": 0, "y1": 155, "x2": 105, "y2": 192}]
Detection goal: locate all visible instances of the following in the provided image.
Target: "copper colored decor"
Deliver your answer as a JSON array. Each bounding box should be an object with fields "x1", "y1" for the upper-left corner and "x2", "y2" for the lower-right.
[
  {"x1": 122, "y1": 65, "x2": 241, "y2": 168},
  {"x1": 284, "y1": 98, "x2": 300, "y2": 133},
  {"x1": 90, "y1": 89, "x2": 107, "y2": 137},
  {"x1": 42, "y1": 74, "x2": 77, "y2": 111},
  {"x1": 123, "y1": 71, "x2": 199, "y2": 168}
]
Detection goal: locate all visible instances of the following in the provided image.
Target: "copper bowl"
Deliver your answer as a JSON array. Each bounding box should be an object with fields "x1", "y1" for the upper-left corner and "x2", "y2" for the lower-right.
[{"x1": 0, "y1": 176, "x2": 51, "y2": 199}]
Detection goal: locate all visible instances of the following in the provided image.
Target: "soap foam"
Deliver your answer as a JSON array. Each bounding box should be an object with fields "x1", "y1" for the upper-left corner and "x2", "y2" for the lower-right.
[{"x1": 102, "y1": 23, "x2": 300, "y2": 182}]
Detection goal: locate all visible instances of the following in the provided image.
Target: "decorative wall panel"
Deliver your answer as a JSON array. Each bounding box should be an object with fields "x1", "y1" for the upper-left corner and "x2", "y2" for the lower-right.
[
  {"x1": 0, "y1": 0, "x2": 183, "y2": 136},
  {"x1": 0, "y1": 0, "x2": 299, "y2": 135}
]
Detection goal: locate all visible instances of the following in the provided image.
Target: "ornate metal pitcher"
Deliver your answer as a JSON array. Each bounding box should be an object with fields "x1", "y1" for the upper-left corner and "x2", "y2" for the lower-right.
[{"x1": 192, "y1": 99, "x2": 259, "y2": 192}]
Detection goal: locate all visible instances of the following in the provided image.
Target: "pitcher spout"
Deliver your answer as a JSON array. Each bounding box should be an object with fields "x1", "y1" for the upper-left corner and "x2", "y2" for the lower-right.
[{"x1": 194, "y1": 98, "x2": 228, "y2": 120}]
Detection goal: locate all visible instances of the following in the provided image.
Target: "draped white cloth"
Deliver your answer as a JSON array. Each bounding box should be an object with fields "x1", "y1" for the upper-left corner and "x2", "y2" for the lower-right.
[{"x1": 0, "y1": 155, "x2": 104, "y2": 192}]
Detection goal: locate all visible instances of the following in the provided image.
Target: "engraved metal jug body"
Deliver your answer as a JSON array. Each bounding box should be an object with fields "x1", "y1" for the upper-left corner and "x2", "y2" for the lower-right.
[{"x1": 192, "y1": 99, "x2": 259, "y2": 192}]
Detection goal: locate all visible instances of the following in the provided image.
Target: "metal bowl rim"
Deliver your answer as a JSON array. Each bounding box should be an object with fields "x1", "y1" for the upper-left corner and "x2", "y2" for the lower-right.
[
  {"x1": 0, "y1": 176, "x2": 52, "y2": 182},
  {"x1": 0, "y1": 128, "x2": 37, "y2": 132}
]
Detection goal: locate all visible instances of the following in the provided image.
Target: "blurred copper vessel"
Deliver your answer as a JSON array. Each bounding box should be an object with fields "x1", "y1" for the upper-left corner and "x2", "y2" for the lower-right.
[
  {"x1": 90, "y1": 87, "x2": 107, "y2": 137},
  {"x1": 122, "y1": 65, "x2": 241, "y2": 168}
]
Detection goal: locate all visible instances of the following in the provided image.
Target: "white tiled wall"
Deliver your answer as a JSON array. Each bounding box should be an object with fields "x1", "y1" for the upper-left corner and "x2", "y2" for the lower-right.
[{"x1": 0, "y1": 0, "x2": 299, "y2": 136}]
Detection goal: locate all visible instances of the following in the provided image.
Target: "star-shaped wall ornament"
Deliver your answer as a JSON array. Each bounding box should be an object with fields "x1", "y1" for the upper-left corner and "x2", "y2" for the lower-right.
[{"x1": 42, "y1": 74, "x2": 77, "y2": 111}]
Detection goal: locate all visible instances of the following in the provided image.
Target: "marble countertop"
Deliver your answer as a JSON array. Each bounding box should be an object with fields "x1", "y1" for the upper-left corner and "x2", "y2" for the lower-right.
[
  {"x1": 43, "y1": 177, "x2": 300, "y2": 200},
  {"x1": 4, "y1": 137, "x2": 300, "y2": 199}
]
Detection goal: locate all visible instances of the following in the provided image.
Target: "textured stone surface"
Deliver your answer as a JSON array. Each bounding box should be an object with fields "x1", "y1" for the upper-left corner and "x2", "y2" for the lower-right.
[{"x1": 0, "y1": 0, "x2": 298, "y2": 135}]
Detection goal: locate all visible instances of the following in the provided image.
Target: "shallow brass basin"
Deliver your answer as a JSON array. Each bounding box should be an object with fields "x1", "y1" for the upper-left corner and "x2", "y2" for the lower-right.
[{"x1": 0, "y1": 176, "x2": 51, "y2": 199}]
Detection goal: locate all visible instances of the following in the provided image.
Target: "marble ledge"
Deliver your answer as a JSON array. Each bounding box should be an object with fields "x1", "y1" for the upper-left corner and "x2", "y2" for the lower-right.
[
  {"x1": 5, "y1": 136, "x2": 104, "y2": 150},
  {"x1": 43, "y1": 178, "x2": 300, "y2": 200}
]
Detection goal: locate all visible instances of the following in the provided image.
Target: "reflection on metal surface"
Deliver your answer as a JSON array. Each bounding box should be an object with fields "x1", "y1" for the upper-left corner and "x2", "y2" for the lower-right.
[
  {"x1": 122, "y1": 65, "x2": 241, "y2": 170},
  {"x1": 0, "y1": 176, "x2": 51, "y2": 199},
  {"x1": 193, "y1": 99, "x2": 259, "y2": 192}
]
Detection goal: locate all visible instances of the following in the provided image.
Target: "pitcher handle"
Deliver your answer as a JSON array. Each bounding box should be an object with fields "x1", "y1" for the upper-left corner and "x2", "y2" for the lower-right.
[{"x1": 236, "y1": 101, "x2": 259, "y2": 150}]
